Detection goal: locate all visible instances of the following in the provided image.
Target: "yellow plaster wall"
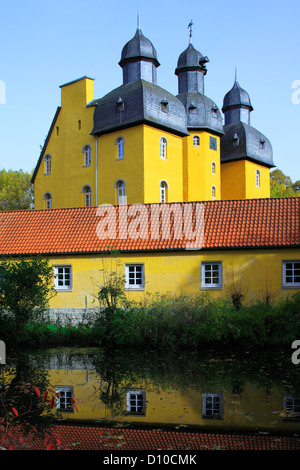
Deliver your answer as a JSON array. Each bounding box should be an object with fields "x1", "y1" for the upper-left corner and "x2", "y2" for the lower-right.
[
  {"x1": 34, "y1": 77, "x2": 96, "y2": 210},
  {"x1": 49, "y1": 248, "x2": 300, "y2": 309},
  {"x1": 221, "y1": 160, "x2": 270, "y2": 200}
]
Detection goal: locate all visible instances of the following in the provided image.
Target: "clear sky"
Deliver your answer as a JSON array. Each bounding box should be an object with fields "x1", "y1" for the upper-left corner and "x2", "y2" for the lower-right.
[{"x1": 0, "y1": 0, "x2": 299, "y2": 180}]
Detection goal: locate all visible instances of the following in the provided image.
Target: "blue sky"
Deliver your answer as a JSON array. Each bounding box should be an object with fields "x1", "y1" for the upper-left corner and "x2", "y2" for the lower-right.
[{"x1": 0, "y1": 0, "x2": 299, "y2": 181}]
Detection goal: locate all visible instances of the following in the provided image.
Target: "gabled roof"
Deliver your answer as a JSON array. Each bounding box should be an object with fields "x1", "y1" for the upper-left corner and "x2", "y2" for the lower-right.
[{"x1": 0, "y1": 198, "x2": 299, "y2": 256}]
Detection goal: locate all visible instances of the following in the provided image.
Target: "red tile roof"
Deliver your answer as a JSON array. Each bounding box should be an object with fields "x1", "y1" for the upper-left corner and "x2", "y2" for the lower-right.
[
  {"x1": 0, "y1": 197, "x2": 299, "y2": 256},
  {"x1": 5, "y1": 424, "x2": 300, "y2": 451}
]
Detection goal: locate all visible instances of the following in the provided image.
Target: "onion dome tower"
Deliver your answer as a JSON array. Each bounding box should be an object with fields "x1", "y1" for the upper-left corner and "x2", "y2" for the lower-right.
[
  {"x1": 222, "y1": 79, "x2": 253, "y2": 126},
  {"x1": 175, "y1": 33, "x2": 223, "y2": 136}
]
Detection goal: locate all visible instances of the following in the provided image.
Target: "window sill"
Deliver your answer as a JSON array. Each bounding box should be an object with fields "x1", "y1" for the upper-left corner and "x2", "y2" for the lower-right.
[
  {"x1": 125, "y1": 287, "x2": 145, "y2": 291},
  {"x1": 200, "y1": 286, "x2": 222, "y2": 291}
]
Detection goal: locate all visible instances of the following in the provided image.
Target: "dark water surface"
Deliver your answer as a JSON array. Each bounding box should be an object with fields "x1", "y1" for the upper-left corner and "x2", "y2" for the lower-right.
[{"x1": 3, "y1": 346, "x2": 300, "y2": 435}]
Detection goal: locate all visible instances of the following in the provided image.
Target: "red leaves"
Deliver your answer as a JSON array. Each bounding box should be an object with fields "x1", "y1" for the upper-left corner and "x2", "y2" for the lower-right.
[
  {"x1": 34, "y1": 386, "x2": 41, "y2": 397},
  {"x1": 11, "y1": 408, "x2": 18, "y2": 416},
  {"x1": 49, "y1": 396, "x2": 55, "y2": 409},
  {"x1": 42, "y1": 391, "x2": 48, "y2": 402}
]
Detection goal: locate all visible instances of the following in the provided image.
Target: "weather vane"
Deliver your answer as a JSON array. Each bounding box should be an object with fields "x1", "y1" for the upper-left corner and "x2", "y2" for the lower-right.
[{"x1": 188, "y1": 20, "x2": 193, "y2": 43}]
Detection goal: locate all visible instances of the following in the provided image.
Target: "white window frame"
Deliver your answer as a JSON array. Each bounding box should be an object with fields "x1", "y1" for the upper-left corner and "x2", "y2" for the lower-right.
[
  {"x1": 82, "y1": 185, "x2": 92, "y2": 207},
  {"x1": 115, "y1": 179, "x2": 126, "y2": 205},
  {"x1": 160, "y1": 180, "x2": 168, "y2": 203},
  {"x1": 125, "y1": 264, "x2": 144, "y2": 290},
  {"x1": 193, "y1": 135, "x2": 200, "y2": 147},
  {"x1": 44, "y1": 192, "x2": 52, "y2": 209},
  {"x1": 201, "y1": 262, "x2": 222, "y2": 289},
  {"x1": 55, "y1": 386, "x2": 74, "y2": 413},
  {"x1": 211, "y1": 162, "x2": 216, "y2": 174},
  {"x1": 44, "y1": 154, "x2": 52, "y2": 174},
  {"x1": 82, "y1": 145, "x2": 91, "y2": 166},
  {"x1": 202, "y1": 393, "x2": 223, "y2": 419},
  {"x1": 211, "y1": 185, "x2": 216, "y2": 199},
  {"x1": 282, "y1": 260, "x2": 300, "y2": 288},
  {"x1": 126, "y1": 390, "x2": 146, "y2": 415},
  {"x1": 54, "y1": 265, "x2": 72, "y2": 291},
  {"x1": 256, "y1": 169, "x2": 260, "y2": 188},
  {"x1": 282, "y1": 395, "x2": 300, "y2": 420},
  {"x1": 160, "y1": 137, "x2": 167, "y2": 160},
  {"x1": 116, "y1": 137, "x2": 125, "y2": 160}
]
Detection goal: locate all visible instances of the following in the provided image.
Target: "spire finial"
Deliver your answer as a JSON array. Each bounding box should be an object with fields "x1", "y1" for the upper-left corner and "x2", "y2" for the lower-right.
[
  {"x1": 188, "y1": 20, "x2": 193, "y2": 43},
  {"x1": 137, "y1": 10, "x2": 140, "y2": 30},
  {"x1": 235, "y1": 66, "x2": 237, "y2": 83}
]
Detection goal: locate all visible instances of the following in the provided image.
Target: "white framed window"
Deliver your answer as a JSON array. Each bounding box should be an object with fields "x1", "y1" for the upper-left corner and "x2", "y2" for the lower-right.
[
  {"x1": 202, "y1": 393, "x2": 223, "y2": 419},
  {"x1": 211, "y1": 162, "x2": 216, "y2": 174},
  {"x1": 44, "y1": 192, "x2": 52, "y2": 209},
  {"x1": 201, "y1": 262, "x2": 222, "y2": 289},
  {"x1": 55, "y1": 386, "x2": 74, "y2": 413},
  {"x1": 282, "y1": 261, "x2": 300, "y2": 288},
  {"x1": 82, "y1": 185, "x2": 92, "y2": 207},
  {"x1": 282, "y1": 396, "x2": 300, "y2": 421},
  {"x1": 82, "y1": 145, "x2": 91, "y2": 166},
  {"x1": 256, "y1": 169, "x2": 260, "y2": 188},
  {"x1": 160, "y1": 180, "x2": 168, "y2": 203},
  {"x1": 115, "y1": 179, "x2": 126, "y2": 205},
  {"x1": 44, "y1": 154, "x2": 52, "y2": 174},
  {"x1": 125, "y1": 264, "x2": 144, "y2": 290},
  {"x1": 193, "y1": 135, "x2": 200, "y2": 147},
  {"x1": 211, "y1": 185, "x2": 216, "y2": 199},
  {"x1": 54, "y1": 265, "x2": 72, "y2": 291},
  {"x1": 126, "y1": 390, "x2": 146, "y2": 415},
  {"x1": 116, "y1": 137, "x2": 125, "y2": 159},
  {"x1": 160, "y1": 137, "x2": 167, "y2": 159}
]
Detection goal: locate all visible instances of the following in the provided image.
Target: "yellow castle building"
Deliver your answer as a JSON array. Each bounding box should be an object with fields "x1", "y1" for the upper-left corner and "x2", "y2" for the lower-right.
[{"x1": 31, "y1": 27, "x2": 275, "y2": 209}]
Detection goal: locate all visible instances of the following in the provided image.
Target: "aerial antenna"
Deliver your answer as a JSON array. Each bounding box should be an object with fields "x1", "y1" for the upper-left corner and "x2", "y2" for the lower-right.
[{"x1": 188, "y1": 20, "x2": 193, "y2": 43}]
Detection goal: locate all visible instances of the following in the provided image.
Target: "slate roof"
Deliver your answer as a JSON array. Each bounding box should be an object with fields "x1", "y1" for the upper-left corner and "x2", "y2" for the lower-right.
[
  {"x1": 177, "y1": 92, "x2": 224, "y2": 135},
  {"x1": 222, "y1": 80, "x2": 253, "y2": 113},
  {"x1": 89, "y1": 79, "x2": 189, "y2": 137},
  {"x1": 221, "y1": 121, "x2": 275, "y2": 167},
  {"x1": 6, "y1": 424, "x2": 300, "y2": 450},
  {"x1": 0, "y1": 198, "x2": 299, "y2": 256},
  {"x1": 119, "y1": 28, "x2": 160, "y2": 68}
]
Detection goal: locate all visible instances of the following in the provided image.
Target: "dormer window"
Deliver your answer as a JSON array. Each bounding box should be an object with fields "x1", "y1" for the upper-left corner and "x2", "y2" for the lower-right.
[
  {"x1": 260, "y1": 138, "x2": 265, "y2": 149},
  {"x1": 161, "y1": 98, "x2": 168, "y2": 112},
  {"x1": 232, "y1": 133, "x2": 239, "y2": 147},
  {"x1": 116, "y1": 97, "x2": 125, "y2": 112},
  {"x1": 188, "y1": 103, "x2": 197, "y2": 114},
  {"x1": 211, "y1": 105, "x2": 218, "y2": 117}
]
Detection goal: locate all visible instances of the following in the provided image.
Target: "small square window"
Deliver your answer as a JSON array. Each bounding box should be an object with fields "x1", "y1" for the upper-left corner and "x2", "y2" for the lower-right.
[
  {"x1": 126, "y1": 390, "x2": 146, "y2": 415},
  {"x1": 210, "y1": 136, "x2": 217, "y2": 151},
  {"x1": 201, "y1": 262, "x2": 222, "y2": 289},
  {"x1": 282, "y1": 396, "x2": 300, "y2": 421},
  {"x1": 202, "y1": 393, "x2": 223, "y2": 419},
  {"x1": 125, "y1": 264, "x2": 144, "y2": 289},
  {"x1": 282, "y1": 261, "x2": 300, "y2": 287},
  {"x1": 55, "y1": 386, "x2": 74, "y2": 413},
  {"x1": 54, "y1": 265, "x2": 72, "y2": 290}
]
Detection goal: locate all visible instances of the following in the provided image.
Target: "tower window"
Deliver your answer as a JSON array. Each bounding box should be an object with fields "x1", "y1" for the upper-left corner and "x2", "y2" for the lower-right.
[
  {"x1": 115, "y1": 179, "x2": 126, "y2": 205},
  {"x1": 44, "y1": 192, "x2": 52, "y2": 209},
  {"x1": 160, "y1": 180, "x2": 168, "y2": 203},
  {"x1": 82, "y1": 185, "x2": 92, "y2": 207},
  {"x1": 116, "y1": 137, "x2": 125, "y2": 159},
  {"x1": 256, "y1": 169, "x2": 260, "y2": 188},
  {"x1": 211, "y1": 105, "x2": 218, "y2": 118},
  {"x1": 161, "y1": 98, "x2": 168, "y2": 112},
  {"x1": 160, "y1": 137, "x2": 167, "y2": 159},
  {"x1": 211, "y1": 185, "x2": 216, "y2": 198},
  {"x1": 210, "y1": 136, "x2": 217, "y2": 151},
  {"x1": 232, "y1": 133, "x2": 239, "y2": 147},
  {"x1": 211, "y1": 162, "x2": 216, "y2": 174},
  {"x1": 78, "y1": 120, "x2": 81, "y2": 130},
  {"x1": 260, "y1": 138, "x2": 265, "y2": 149},
  {"x1": 193, "y1": 135, "x2": 200, "y2": 147},
  {"x1": 44, "y1": 154, "x2": 52, "y2": 174},
  {"x1": 82, "y1": 145, "x2": 91, "y2": 166}
]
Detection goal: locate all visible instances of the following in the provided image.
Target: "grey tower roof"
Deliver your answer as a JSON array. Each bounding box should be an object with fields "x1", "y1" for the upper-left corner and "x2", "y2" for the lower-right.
[
  {"x1": 89, "y1": 79, "x2": 189, "y2": 137},
  {"x1": 177, "y1": 92, "x2": 224, "y2": 136},
  {"x1": 175, "y1": 43, "x2": 209, "y2": 75},
  {"x1": 221, "y1": 121, "x2": 275, "y2": 168},
  {"x1": 119, "y1": 29, "x2": 160, "y2": 68}
]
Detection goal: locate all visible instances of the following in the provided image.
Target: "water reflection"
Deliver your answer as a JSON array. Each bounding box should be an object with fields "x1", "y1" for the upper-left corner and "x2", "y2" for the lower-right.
[{"x1": 2, "y1": 347, "x2": 300, "y2": 434}]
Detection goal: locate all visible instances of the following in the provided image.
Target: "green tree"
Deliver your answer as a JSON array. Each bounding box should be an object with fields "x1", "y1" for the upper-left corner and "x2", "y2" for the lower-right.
[
  {"x1": 0, "y1": 169, "x2": 33, "y2": 210},
  {"x1": 270, "y1": 169, "x2": 300, "y2": 197},
  {"x1": 0, "y1": 256, "x2": 56, "y2": 342}
]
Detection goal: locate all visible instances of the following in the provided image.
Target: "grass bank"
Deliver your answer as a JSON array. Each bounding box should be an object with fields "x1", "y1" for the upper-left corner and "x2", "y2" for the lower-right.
[{"x1": 1, "y1": 292, "x2": 300, "y2": 351}]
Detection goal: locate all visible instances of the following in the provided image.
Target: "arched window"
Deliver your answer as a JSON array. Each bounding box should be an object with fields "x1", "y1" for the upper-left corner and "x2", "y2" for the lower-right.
[
  {"x1": 211, "y1": 185, "x2": 216, "y2": 199},
  {"x1": 82, "y1": 145, "x2": 91, "y2": 166},
  {"x1": 256, "y1": 169, "x2": 261, "y2": 188},
  {"x1": 82, "y1": 185, "x2": 92, "y2": 207},
  {"x1": 193, "y1": 135, "x2": 200, "y2": 147},
  {"x1": 160, "y1": 137, "x2": 167, "y2": 159},
  {"x1": 116, "y1": 137, "x2": 125, "y2": 159},
  {"x1": 211, "y1": 162, "x2": 216, "y2": 174},
  {"x1": 115, "y1": 180, "x2": 126, "y2": 204},
  {"x1": 160, "y1": 180, "x2": 168, "y2": 203},
  {"x1": 44, "y1": 192, "x2": 52, "y2": 209},
  {"x1": 44, "y1": 154, "x2": 51, "y2": 174}
]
